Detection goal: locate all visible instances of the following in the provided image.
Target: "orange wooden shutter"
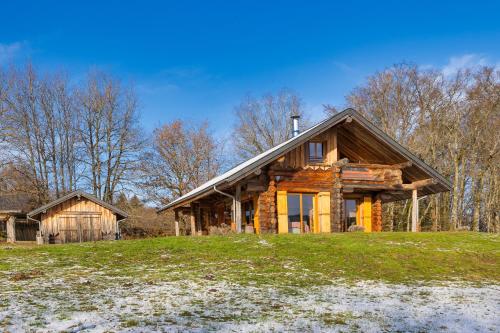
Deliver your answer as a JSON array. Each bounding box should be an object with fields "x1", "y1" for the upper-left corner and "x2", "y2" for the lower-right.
[
  {"x1": 277, "y1": 191, "x2": 288, "y2": 234},
  {"x1": 318, "y1": 192, "x2": 331, "y2": 233}
]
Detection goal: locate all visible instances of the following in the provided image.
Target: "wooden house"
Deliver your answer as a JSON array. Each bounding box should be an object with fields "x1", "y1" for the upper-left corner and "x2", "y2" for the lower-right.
[
  {"x1": 27, "y1": 191, "x2": 128, "y2": 244},
  {"x1": 158, "y1": 109, "x2": 451, "y2": 235},
  {"x1": 0, "y1": 194, "x2": 37, "y2": 243}
]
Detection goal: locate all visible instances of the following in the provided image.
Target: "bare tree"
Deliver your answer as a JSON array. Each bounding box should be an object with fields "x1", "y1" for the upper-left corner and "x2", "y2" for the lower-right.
[
  {"x1": 140, "y1": 120, "x2": 225, "y2": 205},
  {"x1": 0, "y1": 64, "x2": 143, "y2": 205},
  {"x1": 232, "y1": 89, "x2": 309, "y2": 160},
  {"x1": 76, "y1": 71, "x2": 143, "y2": 203},
  {"x1": 342, "y1": 63, "x2": 500, "y2": 232}
]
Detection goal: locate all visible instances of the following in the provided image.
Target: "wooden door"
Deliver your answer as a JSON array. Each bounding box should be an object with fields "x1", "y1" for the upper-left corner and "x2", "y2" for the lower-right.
[
  {"x1": 80, "y1": 216, "x2": 102, "y2": 242},
  {"x1": 58, "y1": 216, "x2": 78, "y2": 243}
]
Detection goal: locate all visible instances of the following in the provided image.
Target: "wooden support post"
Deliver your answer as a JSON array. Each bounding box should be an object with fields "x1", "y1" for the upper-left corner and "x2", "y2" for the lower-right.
[
  {"x1": 235, "y1": 184, "x2": 242, "y2": 233},
  {"x1": 331, "y1": 165, "x2": 344, "y2": 232},
  {"x1": 6, "y1": 216, "x2": 16, "y2": 243},
  {"x1": 412, "y1": 189, "x2": 418, "y2": 232},
  {"x1": 196, "y1": 204, "x2": 202, "y2": 236},
  {"x1": 190, "y1": 203, "x2": 196, "y2": 236},
  {"x1": 174, "y1": 210, "x2": 180, "y2": 236}
]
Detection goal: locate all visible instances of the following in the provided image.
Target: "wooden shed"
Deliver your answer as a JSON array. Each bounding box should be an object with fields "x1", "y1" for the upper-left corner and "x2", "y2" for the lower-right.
[{"x1": 28, "y1": 191, "x2": 128, "y2": 244}]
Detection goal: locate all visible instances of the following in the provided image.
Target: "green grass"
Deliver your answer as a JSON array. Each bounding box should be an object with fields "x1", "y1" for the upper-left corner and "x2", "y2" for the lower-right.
[{"x1": 0, "y1": 232, "x2": 498, "y2": 286}]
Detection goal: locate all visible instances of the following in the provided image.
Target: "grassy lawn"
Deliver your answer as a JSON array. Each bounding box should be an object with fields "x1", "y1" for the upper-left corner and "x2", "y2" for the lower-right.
[
  {"x1": 1, "y1": 232, "x2": 498, "y2": 285},
  {"x1": 1, "y1": 232, "x2": 499, "y2": 332}
]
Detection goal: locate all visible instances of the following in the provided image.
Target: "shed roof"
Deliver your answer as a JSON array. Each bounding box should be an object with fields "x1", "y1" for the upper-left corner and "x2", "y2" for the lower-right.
[
  {"x1": 158, "y1": 108, "x2": 452, "y2": 212},
  {"x1": 0, "y1": 193, "x2": 35, "y2": 215},
  {"x1": 28, "y1": 190, "x2": 128, "y2": 219}
]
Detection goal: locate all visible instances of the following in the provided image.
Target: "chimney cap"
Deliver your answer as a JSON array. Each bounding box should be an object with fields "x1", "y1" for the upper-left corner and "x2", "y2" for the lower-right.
[{"x1": 291, "y1": 114, "x2": 301, "y2": 119}]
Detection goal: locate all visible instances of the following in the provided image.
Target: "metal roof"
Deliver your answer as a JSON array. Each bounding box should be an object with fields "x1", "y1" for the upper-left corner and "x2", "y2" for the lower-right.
[
  {"x1": 157, "y1": 108, "x2": 452, "y2": 212},
  {"x1": 28, "y1": 190, "x2": 128, "y2": 218}
]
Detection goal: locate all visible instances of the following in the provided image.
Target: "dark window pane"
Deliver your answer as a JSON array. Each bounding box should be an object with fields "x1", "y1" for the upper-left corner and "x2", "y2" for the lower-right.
[
  {"x1": 243, "y1": 201, "x2": 254, "y2": 225},
  {"x1": 287, "y1": 194, "x2": 301, "y2": 234},
  {"x1": 308, "y1": 142, "x2": 323, "y2": 162},
  {"x1": 302, "y1": 194, "x2": 314, "y2": 233},
  {"x1": 345, "y1": 199, "x2": 357, "y2": 228},
  {"x1": 308, "y1": 142, "x2": 315, "y2": 159}
]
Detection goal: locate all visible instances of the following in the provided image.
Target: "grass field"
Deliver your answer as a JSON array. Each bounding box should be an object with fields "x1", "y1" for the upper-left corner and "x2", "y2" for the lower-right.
[{"x1": 1, "y1": 232, "x2": 499, "y2": 332}]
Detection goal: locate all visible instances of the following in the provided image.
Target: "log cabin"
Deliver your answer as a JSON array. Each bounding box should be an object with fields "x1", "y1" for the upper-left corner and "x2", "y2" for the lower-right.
[
  {"x1": 27, "y1": 191, "x2": 128, "y2": 244},
  {"x1": 158, "y1": 108, "x2": 451, "y2": 235}
]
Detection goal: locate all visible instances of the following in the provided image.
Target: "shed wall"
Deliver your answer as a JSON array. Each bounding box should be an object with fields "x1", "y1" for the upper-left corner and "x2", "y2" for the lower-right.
[{"x1": 41, "y1": 197, "x2": 117, "y2": 243}]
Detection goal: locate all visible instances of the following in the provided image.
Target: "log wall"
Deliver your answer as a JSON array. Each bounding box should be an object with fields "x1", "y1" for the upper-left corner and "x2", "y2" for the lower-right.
[{"x1": 372, "y1": 195, "x2": 383, "y2": 232}]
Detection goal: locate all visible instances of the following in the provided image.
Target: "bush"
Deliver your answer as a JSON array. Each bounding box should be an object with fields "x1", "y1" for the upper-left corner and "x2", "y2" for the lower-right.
[{"x1": 348, "y1": 225, "x2": 365, "y2": 232}]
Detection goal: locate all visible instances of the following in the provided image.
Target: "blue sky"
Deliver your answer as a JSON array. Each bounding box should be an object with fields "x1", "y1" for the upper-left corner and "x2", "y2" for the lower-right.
[{"x1": 1, "y1": 1, "x2": 499, "y2": 135}]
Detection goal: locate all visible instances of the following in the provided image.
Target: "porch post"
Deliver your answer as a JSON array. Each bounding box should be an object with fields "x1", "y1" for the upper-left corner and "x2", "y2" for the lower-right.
[
  {"x1": 412, "y1": 189, "x2": 418, "y2": 232},
  {"x1": 235, "y1": 184, "x2": 242, "y2": 233},
  {"x1": 196, "y1": 204, "x2": 202, "y2": 236},
  {"x1": 174, "y1": 209, "x2": 180, "y2": 236},
  {"x1": 190, "y1": 203, "x2": 196, "y2": 236},
  {"x1": 6, "y1": 215, "x2": 16, "y2": 243}
]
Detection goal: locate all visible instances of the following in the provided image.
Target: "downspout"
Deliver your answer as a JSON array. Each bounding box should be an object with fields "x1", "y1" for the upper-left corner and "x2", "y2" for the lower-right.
[
  {"x1": 116, "y1": 217, "x2": 127, "y2": 240},
  {"x1": 27, "y1": 216, "x2": 42, "y2": 244},
  {"x1": 213, "y1": 185, "x2": 236, "y2": 229}
]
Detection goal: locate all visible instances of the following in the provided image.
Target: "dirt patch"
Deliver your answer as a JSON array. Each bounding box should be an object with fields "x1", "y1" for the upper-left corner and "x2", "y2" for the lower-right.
[{"x1": 10, "y1": 269, "x2": 44, "y2": 281}]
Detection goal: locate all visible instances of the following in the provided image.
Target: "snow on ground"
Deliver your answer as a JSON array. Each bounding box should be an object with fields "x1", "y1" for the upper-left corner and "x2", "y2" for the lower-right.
[{"x1": 1, "y1": 274, "x2": 499, "y2": 333}]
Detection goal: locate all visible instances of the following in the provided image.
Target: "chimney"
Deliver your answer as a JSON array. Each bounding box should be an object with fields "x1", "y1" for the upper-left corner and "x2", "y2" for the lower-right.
[{"x1": 291, "y1": 115, "x2": 300, "y2": 137}]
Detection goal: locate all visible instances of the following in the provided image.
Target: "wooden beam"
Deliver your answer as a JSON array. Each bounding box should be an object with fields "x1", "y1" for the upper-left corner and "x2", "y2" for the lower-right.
[
  {"x1": 391, "y1": 161, "x2": 412, "y2": 169},
  {"x1": 332, "y1": 127, "x2": 338, "y2": 163},
  {"x1": 333, "y1": 157, "x2": 349, "y2": 167},
  {"x1": 190, "y1": 203, "x2": 196, "y2": 236},
  {"x1": 345, "y1": 162, "x2": 411, "y2": 169},
  {"x1": 403, "y1": 178, "x2": 437, "y2": 190},
  {"x1": 196, "y1": 204, "x2": 202, "y2": 236},
  {"x1": 343, "y1": 178, "x2": 437, "y2": 192},
  {"x1": 246, "y1": 181, "x2": 266, "y2": 192},
  {"x1": 235, "y1": 184, "x2": 242, "y2": 233},
  {"x1": 174, "y1": 210, "x2": 180, "y2": 236},
  {"x1": 342, "y1": 187, "x2": 354, "y2": 193},
  {"x1": 412, "y1": 189, "x2": 418, "y2": 232},
  {"x1": 6, "y1": 216, "x2": 15, "y2": 243}
]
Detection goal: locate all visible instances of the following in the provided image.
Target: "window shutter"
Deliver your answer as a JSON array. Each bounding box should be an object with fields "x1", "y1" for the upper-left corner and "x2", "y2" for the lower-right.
[
  {"x1": 363, "y1": 196, "x2": 372, "y2": 232},
  {"x1": 318, "y1": 192, "x2": 331, "y2": 233},
  {"x1": 277, "y1": 191, "x2": 288, "y2": 234},
  {"x1": 253, "y1": 195, "x2": 260, "y2": 235}
]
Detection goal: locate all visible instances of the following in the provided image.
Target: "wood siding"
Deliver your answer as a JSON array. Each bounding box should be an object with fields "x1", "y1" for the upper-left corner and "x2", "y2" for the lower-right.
[
  {"x1": 282, "y1": 127, "x2": 338, "y2": 168},
  {"x1": 41, "y1": 197, "x2": 117, "y2": 243}
]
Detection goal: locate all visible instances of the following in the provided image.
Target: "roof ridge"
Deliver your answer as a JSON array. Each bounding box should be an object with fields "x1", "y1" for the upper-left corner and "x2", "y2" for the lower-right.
[{"x1": 28, "y1": 190, "x2": 128, "y2": 218}]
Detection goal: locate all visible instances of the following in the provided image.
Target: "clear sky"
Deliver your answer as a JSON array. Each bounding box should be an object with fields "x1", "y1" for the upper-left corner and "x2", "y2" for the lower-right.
[{"x1": 1, "y1": 1, "x2": 499, "y2": 135}]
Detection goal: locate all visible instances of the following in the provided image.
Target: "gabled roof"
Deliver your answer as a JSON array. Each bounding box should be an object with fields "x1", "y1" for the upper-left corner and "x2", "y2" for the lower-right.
[
  {"x1": 158, "y1": 108, "x2": 452, "y2": 212},
  {"x1": 0, "y1": 193, "x2": 35, "y2": 214},
  {"x1": 28, "y1": 190, "x2": 128, "y2": 219}
]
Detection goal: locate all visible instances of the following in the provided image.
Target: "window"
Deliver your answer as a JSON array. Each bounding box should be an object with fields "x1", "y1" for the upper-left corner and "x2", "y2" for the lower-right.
[
  {"x1": 242, "y1": 201, "x2": 254, "y2": 226},
  {"x1": 345, "y1": 199, "x2": 358, "y2": 230},
  {"x1": 287, "y1": 193, "x2": 315, "y2": 233},
  {"x1": 308, "y1": 141, "x2": 324, "y2": 163}
]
